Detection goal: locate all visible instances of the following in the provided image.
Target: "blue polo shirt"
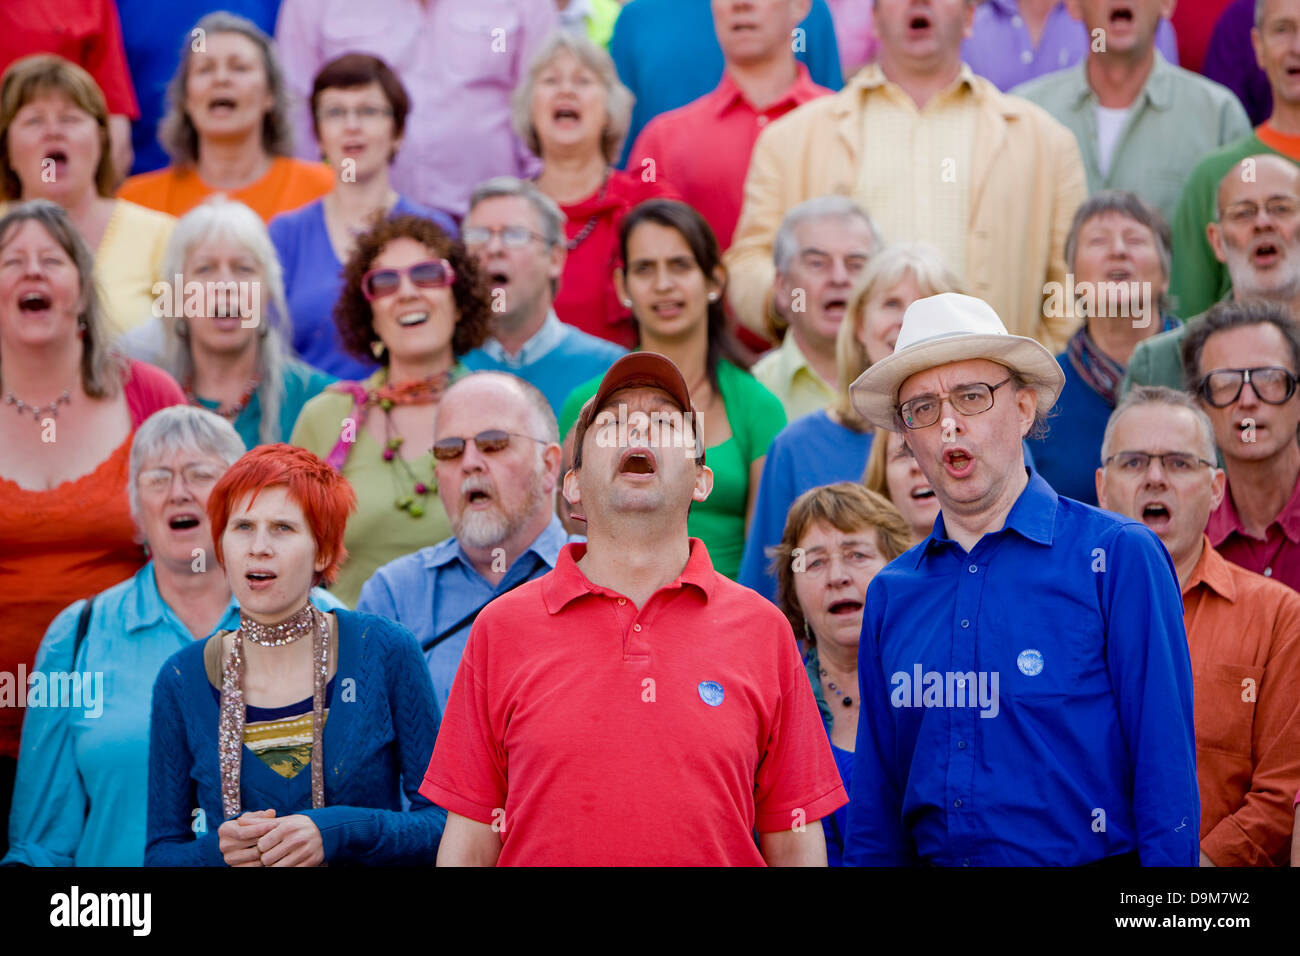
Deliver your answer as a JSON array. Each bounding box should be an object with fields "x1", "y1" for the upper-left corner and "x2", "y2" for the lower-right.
[
  {"x1": 844, "y1": 469, "x2": 1199, "y2": 866},
  {"x1": 356, "y1": 515, "x2": 572, "y2": 713}
]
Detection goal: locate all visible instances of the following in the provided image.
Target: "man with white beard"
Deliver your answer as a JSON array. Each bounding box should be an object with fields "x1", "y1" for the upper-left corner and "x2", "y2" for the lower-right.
[{"x1": 357, "y1": 371, "x2": 570, "y2": 713}]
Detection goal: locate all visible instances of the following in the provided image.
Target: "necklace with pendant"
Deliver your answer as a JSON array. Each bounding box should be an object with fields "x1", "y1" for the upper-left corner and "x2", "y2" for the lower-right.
[
  {"x1": 820, "y1": 666, "x2": 854, "y2": 708},
  {"x1": 5, "y1": 389, "x2": 71, "y2": 422}
]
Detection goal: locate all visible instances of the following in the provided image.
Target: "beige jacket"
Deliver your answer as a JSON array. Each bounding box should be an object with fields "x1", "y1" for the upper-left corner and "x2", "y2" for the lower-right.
[{"x1": 725, "y1": 65, "x2": 1086, "y2": 352}]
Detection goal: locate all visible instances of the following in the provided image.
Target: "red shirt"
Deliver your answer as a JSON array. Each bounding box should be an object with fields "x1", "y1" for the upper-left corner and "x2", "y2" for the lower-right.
[
  {"x1": 420, "y1": 538, "x2": 847, "y2": 865},
  {"x1": 553, "y1": 169, "x2": 679, "y2": 349},
  {"x1": 0, "y1": 0, "x2": 139, "y2": 118},
  {"x1": 628, "y1": 64, "x2": 830, "y2": 251},
  {"x1": 1206, "y1": 470, "x2": 1300, "y2": 594}
]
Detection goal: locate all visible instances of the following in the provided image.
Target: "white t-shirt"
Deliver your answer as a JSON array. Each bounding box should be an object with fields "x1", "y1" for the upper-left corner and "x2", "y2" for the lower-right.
[{"x1": 1094, "y1": 104, "x2": 1132, "y2": 179}]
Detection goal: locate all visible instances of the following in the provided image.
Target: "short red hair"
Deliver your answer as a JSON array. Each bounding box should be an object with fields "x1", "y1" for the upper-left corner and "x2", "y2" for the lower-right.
[{"x1": 207, "y1": 444, "x2": 357, "y2": 587}]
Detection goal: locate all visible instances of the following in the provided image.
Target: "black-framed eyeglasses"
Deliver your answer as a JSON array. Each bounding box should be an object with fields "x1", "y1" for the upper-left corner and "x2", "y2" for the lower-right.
[
  {"x1": 461, "y1": 225, "x2": 550, "y2": 249},
  {"x1": 1196, "y1": 366, "x2": 1299, "y2": 408},
  {"x1": 432, "y1": 429, "x2": 548, "y2": 462},
  {"x1": 1102, "y1": 451, "x2": 1216, "y2": 474},
  {"x1": 898, "y1": 377, "x2": 1014, "y2": 430}
]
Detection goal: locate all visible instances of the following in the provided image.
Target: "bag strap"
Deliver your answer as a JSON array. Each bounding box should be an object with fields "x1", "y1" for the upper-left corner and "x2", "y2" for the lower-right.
[
  {"x1": 421, "y1": 554, "x2": 547, "y2": 653},
  {"x1": 71, "y1": 597, "x2": 94, "y2": 669}
]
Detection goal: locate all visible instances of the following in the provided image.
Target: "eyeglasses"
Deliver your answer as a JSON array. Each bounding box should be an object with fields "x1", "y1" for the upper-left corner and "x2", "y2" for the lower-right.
[
  {"x1": 802, "y1": 547, "x2": 879, "y2": 577},
  {"x1": 432, "y1": 429, "x2": 548, "y2": 462},
  {"x1": 897, "y1": 377, "x2": 1013, "y2": 430},
  {"x1": 361, "y1": 259, "x2": 456, "y2": 300},
  {"x1": 1220, "y1": 197, "x2": 1300, "y2": 225},
  {"x1": 137, "y1": 462, "x2": 224, "y2": 493},
  {"x1": 316, "y1": 105, "x2": 393, "y2": 125},
  {"x1": 1102, "y1": 451, "x2": 1216, "y2": 474},
  {"x1": 461, "y1": 225, "x2": 550, "y2": 249},
  {"x1": 1197, "y1": 366, "x2": 1299, "y2": 407}
]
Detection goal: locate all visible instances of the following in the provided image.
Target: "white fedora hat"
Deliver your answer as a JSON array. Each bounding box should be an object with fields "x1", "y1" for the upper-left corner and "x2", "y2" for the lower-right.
[{"x1": 849, "y1": 293, "x2": 1064, "y2": 432}]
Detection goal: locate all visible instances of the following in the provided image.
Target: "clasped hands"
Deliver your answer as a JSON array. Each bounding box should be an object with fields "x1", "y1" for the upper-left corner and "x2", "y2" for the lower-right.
[{"x1": 218, "y1": 809, "x2": 325, "y2": 867}]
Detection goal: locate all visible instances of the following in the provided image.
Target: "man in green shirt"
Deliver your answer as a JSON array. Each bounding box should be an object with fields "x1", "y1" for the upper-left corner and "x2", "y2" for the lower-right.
[
  {"x1": 1166, "y1": 0, "x2": 1300, "y2": 318},
  {"x1": 1014, "y1": 0, "x2": 1249, "y2": 227},
  {"x1": 1125, "y1": 155, "x2": 1300, "y2": 393}
]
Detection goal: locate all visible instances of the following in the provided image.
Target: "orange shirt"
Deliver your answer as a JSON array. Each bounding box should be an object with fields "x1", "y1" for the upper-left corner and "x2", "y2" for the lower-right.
[
  {"x1": 1183, "y1": 536, "x2": 1300, "y2": 866},
  {"x1": 117, "y1": 156, "x2": 335, "y2": 223}
]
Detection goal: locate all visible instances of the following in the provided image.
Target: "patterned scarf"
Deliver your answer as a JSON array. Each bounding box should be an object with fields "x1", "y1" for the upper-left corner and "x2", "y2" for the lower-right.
[
  {"x1": 324, "y1": 368, "x2": 453, "y2": 471},
  {"x1": 1066, "y1": 314, "x2": 1179, "y2": 408}
]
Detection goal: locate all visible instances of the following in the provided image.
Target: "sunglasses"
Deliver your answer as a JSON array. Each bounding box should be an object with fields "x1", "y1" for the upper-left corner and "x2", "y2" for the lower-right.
[
  {"x1": 432, "y1": 429, "x2": 547, "y2": 462},
  {"x1": 361, "y1": 259, "x2": 456, "y2": 301}
]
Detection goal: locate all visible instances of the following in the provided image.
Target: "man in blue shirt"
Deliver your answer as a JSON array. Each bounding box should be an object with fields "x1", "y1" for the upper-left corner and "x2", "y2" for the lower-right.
[
  {"x1": 459, "y1": 177, "x2": 626, "y2": 416},
  {"x1": 357, "y1": 371, "x2": 573, "y2": 713},
  {"x1": 844, "y1": 292, "x2": 1199, "y2": 866}
]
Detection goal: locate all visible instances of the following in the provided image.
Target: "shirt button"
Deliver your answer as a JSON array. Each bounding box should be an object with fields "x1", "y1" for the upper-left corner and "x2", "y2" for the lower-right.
[
  {"x1": 956, "y1": 678, "x2": 966, "y2": 687},
  {"x1": 954, "y1": 798, "x2": 963, "y2": 808},
  {"x1": 961, "y1": 619, "x2": 970, "y2": 628},
  {"x1": 756, "y1": 115, "x2": 769, "y2": 127},
  {"x1": 617, "y1": 598, "x2": 627, "y2": 605},
  {"x1": 1020, "y1": 49, "x2": 1033, "y2": 64},
  {"x1": 1265, "y1": 567, "x2": 1273, "y2": 577},
  {"x1": 968, "y1": 564, "x2": 977, "y2": 573},
  {"x1": 957, "y1": 740, "x2": 967, "y2": 749},
  {"x1": 633, "y1": 623, "x2": 641, "y2": 631}
]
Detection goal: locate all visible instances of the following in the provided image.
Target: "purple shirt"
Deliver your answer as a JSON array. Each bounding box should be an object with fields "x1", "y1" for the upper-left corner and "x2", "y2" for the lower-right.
[
  {"x1": 274, "y1": 0, "x2": 556, "y2": 217},
  {"x1": 1204, "y1": 0, "x2": 1271, "y2": 126},
  {"x1": 963, "y1": 0, "x2": 1179, "y2": 92}
]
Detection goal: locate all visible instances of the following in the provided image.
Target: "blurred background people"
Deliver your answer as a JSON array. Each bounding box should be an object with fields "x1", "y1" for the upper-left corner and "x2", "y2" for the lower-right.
[
  {"x1": 0, "y1": 200, "x2": 183, "y2": 853},
  {"x1": 459, "y1": 177, "x2": 624, "y2": 414},
  {"x1": 518, "y1": 32, "x2": 679, "y2": 348},
  {"x1": 773, "y1": 482, "x2": 911, "y2": 865},
  {"x1": 1, "y1": 55, "x2": 174, "y2": 337},
  {"x1": 2, "y1": 406, "x2": 343, "y2": 867},
  {"x1": 270, "y1": 54, "x2": 457, "y2": 381},
  {"x1": 861, "y1": 428, "x2": 942, "y2": 544},
  {"x1": 275, "y1": 0, "x2": 557, "y2": 218},
  {"x1": 145, "y1": 444, "x2": 444, "y2": 866},
  {"x1": 291, "y1": 214, "x2": 490, "y2": 606},
  {"x1": 558, "y1": 199, "x2": 784, "y2": 579},
  {"x1": 119, "y1": 13, "x2": 332, "y2": 222}
]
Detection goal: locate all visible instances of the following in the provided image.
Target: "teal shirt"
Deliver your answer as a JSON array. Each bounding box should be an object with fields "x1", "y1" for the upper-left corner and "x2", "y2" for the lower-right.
[
  {"x1": 1013, "y1": 52, "x2": 1250, "y2": 225},
  {"x1": 192, "y1": 357, "x2": 336, "y2": 449},
  {"x1": 1, "y1": 563, "x2": 343, "y2": 867},
  {"x1": 559, "y1": 358, "x2": 786, "y2": 579}
]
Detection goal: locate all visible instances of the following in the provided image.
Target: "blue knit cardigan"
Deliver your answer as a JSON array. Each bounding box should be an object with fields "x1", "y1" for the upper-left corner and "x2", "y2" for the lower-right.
[{"x1": 145, "y1": 609, "x2": 445, "y2": 866}]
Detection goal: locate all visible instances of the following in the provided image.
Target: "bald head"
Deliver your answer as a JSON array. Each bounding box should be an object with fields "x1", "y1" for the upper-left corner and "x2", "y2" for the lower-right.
[
  {"x1": 1217, "y1": 154, "x2": 1300, "y2": 215},
  {"x1": 437, "y1": 371, "x2": 559, "y2": 445}
]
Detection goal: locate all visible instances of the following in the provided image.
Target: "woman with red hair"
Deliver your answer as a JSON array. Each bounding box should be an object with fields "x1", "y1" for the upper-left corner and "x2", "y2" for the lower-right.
[{"x1": 144, "y1": 443, "x2": 444, "y2": 866}]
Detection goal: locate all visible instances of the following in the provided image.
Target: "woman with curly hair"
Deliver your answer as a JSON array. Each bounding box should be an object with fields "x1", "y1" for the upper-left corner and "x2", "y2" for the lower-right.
[{"x1": 290, "y1": 213, "x2": 491, "y2": 605}]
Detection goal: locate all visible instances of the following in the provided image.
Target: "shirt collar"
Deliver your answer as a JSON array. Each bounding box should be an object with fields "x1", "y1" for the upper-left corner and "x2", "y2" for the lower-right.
[
  {"x1": 774, "y1": 333, "x2": 832, "y2": 391},
  {"x1": 714, "y1": 62, "x2": 818, "y2": 117},
  {"x1": 428, "y1": 513, "x2": 572, "y2": 575},
  {"x1": 125, "y1": 561, "x2": 240, "y2": 634},
  {"x1": 479, "y1": 309, "x2": 567, "y2": 367},
  {"x1": 542, "y1": 536, "x2": 716, "y2": 612},
  {"x1": 1072, "y1": 49, "x2": 1175, "y2": 110},
  {"x1": 911, "y1": 468, "x2": 1057, "y2": 567},
  {"x1": 854, "y1": 61, "x2": 979, "y2": 101},
  {"x1": 1183, "y1": 534, "x2": 1239, "y2": 602},
  {"x1": 1208, "y1": 470, "x2": 1300, "y2": 546}
]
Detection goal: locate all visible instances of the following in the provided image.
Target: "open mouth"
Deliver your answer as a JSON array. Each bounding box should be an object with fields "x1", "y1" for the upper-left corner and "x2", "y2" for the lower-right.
[
  {"x1": 1141, "y1": 502, "x2": 1171, "y2": 531},
  {"x1": 1104, "y1": 268, "x2": 1134, "y2": 282},
  {"x1": 908, "y1": 13, "x2": 932, "y2": 30},
  {"x1": 1109, "y1": 4, "x2": 1134, "y2": 24},
  {"x1": 246, "y1": 570, "x2": 276, "y2": 583},
  {"x1": 553, "y1": 107, "x2": 581, "y2": 124},
  {"x1": 18, "y1": 291, "x2": 51, "y2": 312},
  {"x1": 168, "y1": 514, "x2": 201, "y2": 530},
  {"x1": 942, "y1": 448, "x2": 974, "y2": 476},
  {"x1": 209, "y1": 97, "x2": 238, "y2": 112},
  {"x1": 619, "y1": 450, "x2": 657, "y2": 475},
  {"x1": 651, "y1": 300, "x2": 685, "y2": 317},
  {"x1": 488, "y1": 271, "x2": 510, "y2": 286},
  {"x1": 43, "y1": 149, "x2": 68, "y2": 167},
  {"x1": 910, "y1": 486, "x2": 936, "y2": 500},
  {"x1": 828, "y1": 599, "x2": 864, "y2": 616},
  {"x1": 822, "y1": 296, "x2": 849, "y2": 317},
  {"x1": 464, "y1": 487, "x2": 494, "y2": 505},
  {"x1": 1253, "y1": 241, "x2": 1281, "y2": 265},
  {"x1": 397, "y1": 310, "x2": 429, "y2": 328}
]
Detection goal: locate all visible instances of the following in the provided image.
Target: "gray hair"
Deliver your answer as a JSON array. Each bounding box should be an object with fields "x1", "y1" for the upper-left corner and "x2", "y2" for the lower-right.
[
  {"x1": 511, "y1": 31, "x2": 634, "y2": 165},
  {"x1": 773, "y1": 196, "x2": 883, "y2": 273},
  {"x1": 1101, "y1": 385, "x2": 1218, "y2": 464},
  {"x1": 158, "y1": 12, "x2": 294, "y2": 166},
  {"x1": 157, "y1": 198, "x2": 292, "y2": 446},
  {"x1": 1063, "y1": 191, "x2": 1172, "y2": 314},
  {"x1": 128, "y1": 404, "x2": 247, "y2": 525},
  {"x1": 0, "y1": 199, "x2": 122, "y2": 398},
  {"x1": 1257, "y1": 0, "x2": 1269, "y2": 28},
  {"x1": 468, "y1": 176, "x2": 565, "y2": 248},
  {"x1": 437, "y1": 370, "x2": 560, "y2": 447}
]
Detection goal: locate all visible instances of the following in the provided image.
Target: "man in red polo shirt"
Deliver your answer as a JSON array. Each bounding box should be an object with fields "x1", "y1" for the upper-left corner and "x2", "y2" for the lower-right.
[
  {"x1": 422, "y1": 353, "x2": 846, "y2": 865},
  {"x1": 626, "y1": 0, "x2": 830, "y2": 251}
]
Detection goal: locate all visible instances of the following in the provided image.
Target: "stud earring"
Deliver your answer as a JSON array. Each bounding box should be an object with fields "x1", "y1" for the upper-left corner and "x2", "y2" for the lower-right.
[
  {"x1": 707, "y1": 292, "x2": 719, "y2": 302},
  {"x1": 621, "y1": 299, "x2": 632, "y2": 308}
]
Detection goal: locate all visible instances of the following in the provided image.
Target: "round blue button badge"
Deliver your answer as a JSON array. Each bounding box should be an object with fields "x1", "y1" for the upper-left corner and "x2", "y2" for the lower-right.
[{"x1": 698, "y1": 681, "x2": 725, "y2": 706}]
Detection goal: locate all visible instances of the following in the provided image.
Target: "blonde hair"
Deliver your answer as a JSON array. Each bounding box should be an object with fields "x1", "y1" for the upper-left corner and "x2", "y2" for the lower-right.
[{"x1": 831, "y1": 243, "x2": 964, "y2": 432}]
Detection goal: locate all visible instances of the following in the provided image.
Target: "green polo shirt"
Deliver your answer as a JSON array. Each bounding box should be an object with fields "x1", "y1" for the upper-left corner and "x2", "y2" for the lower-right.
[
  {"x1": 1013, "y1": 52, "x2": 1250, "y2": 227},
  {"x1": 750, "y1": 333, "x2": 837, "y2": 423}
]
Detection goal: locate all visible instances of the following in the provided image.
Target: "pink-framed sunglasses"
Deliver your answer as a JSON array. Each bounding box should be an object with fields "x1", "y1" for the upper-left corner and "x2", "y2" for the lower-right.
[{"x1": 361, "y1": 258, "x2": 456, "y2": 300}]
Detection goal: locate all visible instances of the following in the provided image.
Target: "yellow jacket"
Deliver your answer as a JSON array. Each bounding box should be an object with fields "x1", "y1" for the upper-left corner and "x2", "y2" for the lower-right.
[{"x1": 725, "y1": 65, "x2": 1086, "y2": 352}]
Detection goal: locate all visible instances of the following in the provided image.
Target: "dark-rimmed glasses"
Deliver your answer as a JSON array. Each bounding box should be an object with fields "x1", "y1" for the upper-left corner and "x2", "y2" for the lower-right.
[
  {"x1": 1102, "y1": 451, "x2": 1216, "y2": 474},
  {"x1": 898, "y1": 377, "x2": 1014, "y2": 430},
  {"x1": 361, "y1": 259, "x2": 456, "y2": 301},
  {"x1": 1196, "y1": 367, "x2": 1298, "y2": 408},
  {"x1": 432, "y1": 429, "x2": 548, "y2": 462}
]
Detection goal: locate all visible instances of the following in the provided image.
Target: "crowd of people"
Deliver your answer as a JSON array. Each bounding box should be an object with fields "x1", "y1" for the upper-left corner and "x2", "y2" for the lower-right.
[{"x1": 0, "y1": 0, "x2": 1298, "y2": 867}]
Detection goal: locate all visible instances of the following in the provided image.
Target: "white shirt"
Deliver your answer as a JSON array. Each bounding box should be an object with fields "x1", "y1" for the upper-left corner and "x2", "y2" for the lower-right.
[{"x1": 1094, "y1": 104, "x2": 1132, "y2": 179}]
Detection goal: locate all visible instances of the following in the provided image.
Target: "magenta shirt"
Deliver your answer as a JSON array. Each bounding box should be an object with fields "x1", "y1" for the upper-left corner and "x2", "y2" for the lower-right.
[
  {"x1": 275, "y1": 0, "x2": 557, "y2": 217},
  {"x1": 1207, "y1": 471, "x2": 1300, "y2": 595},
  {"x1": 825, "y1": 0, "x2": 878, "y2": 78},
  {"x1": 963, "y1": 0, "x2": 1180, "y2": 92}
]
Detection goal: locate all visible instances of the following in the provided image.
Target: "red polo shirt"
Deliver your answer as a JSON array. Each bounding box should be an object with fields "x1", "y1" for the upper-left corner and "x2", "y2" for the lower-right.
[
  {"x1": 627, "y1": 64, "x2": 830, "y2": 250},
  {"x1": 420, "y1": 537, "x2": 847, "y2": 866},
  {"x1": 1206, "y1": 470, "x2": 1300, "y2": 594}
]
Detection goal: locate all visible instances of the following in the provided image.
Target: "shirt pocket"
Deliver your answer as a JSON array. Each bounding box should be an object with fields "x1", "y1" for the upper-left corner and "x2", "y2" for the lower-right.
[
  {"x1": 992, "y1": 603, "x2": 1099, "y2": 701},
  {"x1": 1195, "y1": 663, "x2": 1262, "y2": 757}
]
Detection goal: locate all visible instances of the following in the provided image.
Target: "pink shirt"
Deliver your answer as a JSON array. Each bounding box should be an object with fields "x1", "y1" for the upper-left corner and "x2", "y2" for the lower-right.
[
  {"x1": 1207, "y1": 470, "x2": 1300, "y2": 594},
  {"x1": 274, "y1": 0, "x2": 557, "y2": 218},
  {"x1": 825, "y1": 0, "x2": 878, "y2": 78},
  {"x1": 628, "y1": 64, "x2": 829, "y2": 250}
]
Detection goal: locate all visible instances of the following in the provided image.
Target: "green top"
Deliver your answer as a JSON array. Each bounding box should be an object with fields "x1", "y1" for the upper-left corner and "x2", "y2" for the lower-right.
[
  {"x1": 1012, "y1": 52, "x2": 1251, "y2": 226},
  {"x1": 193, "y1": 357, "x2": 335, "y2": 449},
  {"x1": 290, "y1": 366, "x2": 462, "y2": 607},
  {"x1": 1167, "y1": 132, "x2": 1295, "y2": 319},
  {"x1": 558, "y1": 358, "x2": 786, "y2": 579}
]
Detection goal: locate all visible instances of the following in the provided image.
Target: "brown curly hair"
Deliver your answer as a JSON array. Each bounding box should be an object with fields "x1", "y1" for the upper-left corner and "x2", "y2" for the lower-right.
[{"x1": 334, "y1": 214, "x2": 491, "y2": 364}]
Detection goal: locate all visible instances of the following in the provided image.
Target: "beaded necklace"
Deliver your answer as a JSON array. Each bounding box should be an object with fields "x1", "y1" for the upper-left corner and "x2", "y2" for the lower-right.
[{"x1": 185, "y1": 378, "x2": 260, "y2": 422}]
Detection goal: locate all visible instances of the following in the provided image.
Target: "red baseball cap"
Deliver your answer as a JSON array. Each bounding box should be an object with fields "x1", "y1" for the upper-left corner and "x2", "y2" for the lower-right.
[{"x1": 571, "y1": 352, "x2": 703, "y2": 466}]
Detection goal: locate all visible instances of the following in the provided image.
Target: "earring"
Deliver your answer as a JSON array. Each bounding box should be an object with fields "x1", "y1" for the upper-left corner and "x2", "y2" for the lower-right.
[
  {"x1": 77, "y1": 318, "x2": 87, "y2": 330},
  {"x1": 371, "y1": 339, "x2": 387, "y2": 359},
  {"x1": 707, "y1": 292, "x2": 719, "y2": 302},
  {"x1": 620, "y1": 299, "x2": 632, "y2": 308}
]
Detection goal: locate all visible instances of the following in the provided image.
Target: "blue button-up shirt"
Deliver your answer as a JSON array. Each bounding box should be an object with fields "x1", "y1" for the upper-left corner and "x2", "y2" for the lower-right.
[
  {"x1": 356, "y1": 515, "x2": 572, "y2": 713},
  {"x1": 2, "y1": 563, "x2": 343, "y2": 867},
  {"x1": 844, "y1": 469, "x2": 1199, "y2": 866}
]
